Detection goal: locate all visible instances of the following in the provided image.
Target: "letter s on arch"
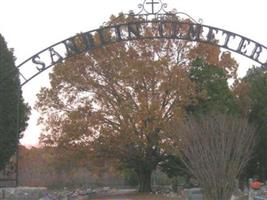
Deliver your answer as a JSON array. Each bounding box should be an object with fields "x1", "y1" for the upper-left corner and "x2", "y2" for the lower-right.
[{"x1": 32, "y1": 55, "x2": 46, "y2": 71}]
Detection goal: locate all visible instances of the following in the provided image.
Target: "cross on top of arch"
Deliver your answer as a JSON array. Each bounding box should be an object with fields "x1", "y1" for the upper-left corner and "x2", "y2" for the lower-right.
[
  {"x1": 146, "y1": 0, "x2": 160, "y2": 14},
  {"x1": 137, "y1": 0, "x2": 168, "y2": 15}
]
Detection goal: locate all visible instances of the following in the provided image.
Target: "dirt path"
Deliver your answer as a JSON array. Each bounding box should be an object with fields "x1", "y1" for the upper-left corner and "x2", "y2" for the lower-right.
[{"x1": 90, "y1": 189, "x2": 177, "y2": 200}]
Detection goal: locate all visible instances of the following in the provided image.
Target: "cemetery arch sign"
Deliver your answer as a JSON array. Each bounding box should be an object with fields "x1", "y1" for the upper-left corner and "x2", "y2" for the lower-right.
[
  {"x1": 13, "y1": 1, "x2": 267, "y2": 86},
  {"x1": 1, "y1": 0, "x2": 267, "y2": 187}
]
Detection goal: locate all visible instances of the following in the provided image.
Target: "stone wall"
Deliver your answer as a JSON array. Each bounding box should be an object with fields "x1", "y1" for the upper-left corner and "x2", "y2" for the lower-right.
[{"x1": 0, "y1": 187, "x2": 47, "y2": 200}]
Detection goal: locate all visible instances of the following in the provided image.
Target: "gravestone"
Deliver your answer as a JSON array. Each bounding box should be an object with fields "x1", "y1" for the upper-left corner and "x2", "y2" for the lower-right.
[
  {"x1": 254, "y1": 196, "x2": 267, "y2": 200},
  {"x1": 185, "y1": 188, "x2": 203, "y2": 200}
]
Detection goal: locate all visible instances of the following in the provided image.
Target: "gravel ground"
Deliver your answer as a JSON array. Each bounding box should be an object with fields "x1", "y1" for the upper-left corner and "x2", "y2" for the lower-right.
[{"x1": 90, "y1": 189, "x2": 178, "y2": 200}]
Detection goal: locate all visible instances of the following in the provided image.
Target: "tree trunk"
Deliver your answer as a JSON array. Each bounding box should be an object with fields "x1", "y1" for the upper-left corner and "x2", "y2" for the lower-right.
[
  {"x1": 137, "y1": 169, "x2": 152, "y2": 193},
  {"x1": 203, "y1": 184, "x2": 234, "y2": 200}
]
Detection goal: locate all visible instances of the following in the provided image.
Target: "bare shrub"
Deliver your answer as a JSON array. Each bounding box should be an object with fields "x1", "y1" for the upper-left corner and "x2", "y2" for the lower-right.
[{"x1": 169, "y1": 113, "x2": 256, "y2": 200}]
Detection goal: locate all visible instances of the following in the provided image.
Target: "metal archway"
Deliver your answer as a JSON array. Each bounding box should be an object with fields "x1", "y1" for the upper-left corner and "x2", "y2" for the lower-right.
[{"x1": 15, "y1": 19, "x2": 267, "y2": 87}]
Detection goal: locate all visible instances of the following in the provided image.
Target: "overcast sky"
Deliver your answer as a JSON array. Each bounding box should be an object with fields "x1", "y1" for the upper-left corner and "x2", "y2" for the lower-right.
[{"x1": 1, "y1": 0, "x2": 266, "y2": 146}]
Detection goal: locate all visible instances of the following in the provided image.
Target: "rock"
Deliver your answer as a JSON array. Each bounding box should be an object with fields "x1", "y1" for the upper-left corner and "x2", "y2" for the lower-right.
[
  {"x1": 166, "y1": 192, "x2": 178, "y2": 198},
  {"x1": 37, "y1": 187, "x2": 98, "y2": 200},
  {"x1": 102, "y1": 186, "x2": 110, "y2": 193}
]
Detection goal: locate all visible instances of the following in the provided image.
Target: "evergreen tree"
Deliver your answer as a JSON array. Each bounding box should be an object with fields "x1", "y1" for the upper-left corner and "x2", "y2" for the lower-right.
[
  {"x1": 0, "y1": 34, "x2": 30, "y2": 170},
  {"x1": 241, "y1": 66, "x2": 267, "y2": 180},
  {"x1": 186, "y1": 57, "x2": 240, "y2": 116}
]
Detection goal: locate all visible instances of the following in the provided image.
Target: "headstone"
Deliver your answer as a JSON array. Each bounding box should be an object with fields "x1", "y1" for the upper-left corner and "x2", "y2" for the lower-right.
[
  {"x1": 185, "y1": 188, "x2": 203, "y2": 200},
  {"x1": 254, "y1": 196, "x2": 267, "y2": 200}
]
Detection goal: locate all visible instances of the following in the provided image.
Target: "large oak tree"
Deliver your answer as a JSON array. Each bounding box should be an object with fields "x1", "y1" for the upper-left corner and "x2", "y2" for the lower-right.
[{"x1": 36, "y1": 15, "x2": 238, "y2": 192}]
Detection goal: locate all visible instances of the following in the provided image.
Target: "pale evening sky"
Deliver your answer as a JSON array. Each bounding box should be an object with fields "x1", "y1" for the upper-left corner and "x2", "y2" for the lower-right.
[{"x1": 0, "y1": 0, "x2": 266, "y2": 146}]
